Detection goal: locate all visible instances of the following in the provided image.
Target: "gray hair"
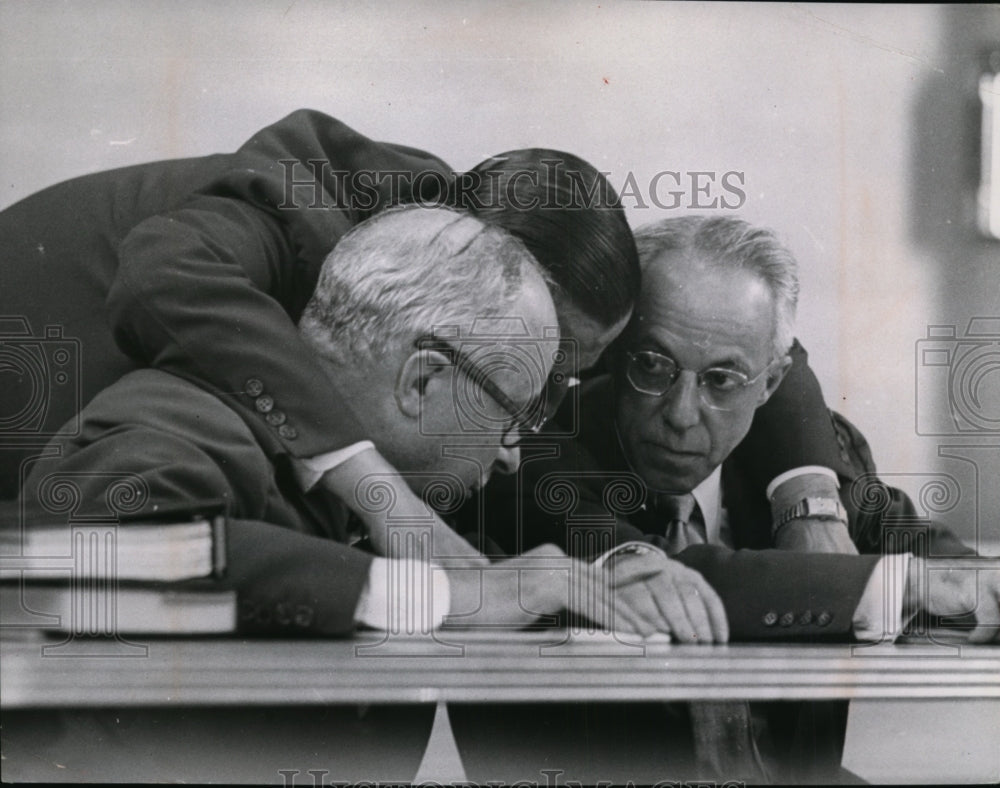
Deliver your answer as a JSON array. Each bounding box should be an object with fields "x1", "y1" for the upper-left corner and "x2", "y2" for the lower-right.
[
  {"x1": 632, "y1": 215, "x2": 799, "y2": 358},
  {"x1": 299, "y1": 204, "x2": 541, "y2": 363}
]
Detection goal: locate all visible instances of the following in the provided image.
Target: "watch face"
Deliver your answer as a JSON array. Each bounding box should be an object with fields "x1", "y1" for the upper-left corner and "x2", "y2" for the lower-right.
[{"x1": 811, "y1": 498, "x2": 840, "y2": 517}]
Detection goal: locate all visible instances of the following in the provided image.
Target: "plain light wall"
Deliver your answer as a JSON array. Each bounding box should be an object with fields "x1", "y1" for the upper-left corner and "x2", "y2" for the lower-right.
[{"x1": 3, "y1": 1, "x2": 997, "y2": 542}]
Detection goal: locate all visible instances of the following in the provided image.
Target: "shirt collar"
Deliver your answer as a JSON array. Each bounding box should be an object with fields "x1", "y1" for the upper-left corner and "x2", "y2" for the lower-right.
[{"x1": 691, "y1": 465, "x2": 723, "y2": 545}]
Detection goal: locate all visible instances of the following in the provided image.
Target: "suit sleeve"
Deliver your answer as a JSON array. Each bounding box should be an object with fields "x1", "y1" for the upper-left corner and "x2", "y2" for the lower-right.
[
  {"x1": 20, "y1": 373, "x2": 374, "y2": 637},
  {"x1": 107, "y1": 195, "x2": 370, "y2": 457},
  {"x1": 105, "y1": 109, "x2": 453, "y2": 461},
  {"x1": 735, "y1": 340, "x2": 856, "y2": 485},
  {"x1": 675, "y1": 545, "x2": 882, "y2": 641}
]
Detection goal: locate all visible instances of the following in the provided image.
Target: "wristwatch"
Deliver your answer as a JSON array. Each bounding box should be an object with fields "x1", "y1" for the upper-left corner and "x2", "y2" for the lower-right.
[{"x1": 773, "y1": 496, "x2": 848, "y2": 531}]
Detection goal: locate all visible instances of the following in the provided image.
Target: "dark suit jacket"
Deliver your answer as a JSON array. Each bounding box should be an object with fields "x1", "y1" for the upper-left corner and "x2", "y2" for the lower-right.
[
  {"x1": 463, "y1": 374, "x2": 972, "y2": 641},
  {"x1": 0, "y1": 109, "x2": 450, "y2": 499},
  {"x1": 2, "y1": 109, "x2": 849, "y2": 501},
  {"x1": 19, "y1": 367, "x2": 893, "y2": 643},
  {"x1": 18, "y1": 369, "x2": 374, "y2": 635}
]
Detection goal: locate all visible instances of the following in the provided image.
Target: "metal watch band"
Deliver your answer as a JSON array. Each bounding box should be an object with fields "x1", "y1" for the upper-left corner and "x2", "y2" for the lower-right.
[{"x1": 774, "y1": 496, "x2": 848, "y2": 530}]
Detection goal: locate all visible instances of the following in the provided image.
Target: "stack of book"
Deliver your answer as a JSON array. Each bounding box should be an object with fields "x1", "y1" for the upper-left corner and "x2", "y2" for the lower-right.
[{"x1": 0, "y1": 503, "x2": 236, "y2": 635}]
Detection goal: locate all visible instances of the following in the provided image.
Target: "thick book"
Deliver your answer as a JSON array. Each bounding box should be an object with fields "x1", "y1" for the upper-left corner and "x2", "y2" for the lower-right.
[
  {"x1": 0, "y1": 581, "x2": 236, "y2": 634},
  {"x1": 0, "y1": 501, "x2": 227, "y2": 582}
]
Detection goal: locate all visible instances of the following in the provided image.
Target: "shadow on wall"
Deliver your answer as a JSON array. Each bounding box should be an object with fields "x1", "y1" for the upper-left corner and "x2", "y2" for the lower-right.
[
  {"x1": 908, "y1": 4, "x2": 1000, "y2": 551},
  {"x1": 910, "y1": 4, "x2": 1000, "y2": 309}
]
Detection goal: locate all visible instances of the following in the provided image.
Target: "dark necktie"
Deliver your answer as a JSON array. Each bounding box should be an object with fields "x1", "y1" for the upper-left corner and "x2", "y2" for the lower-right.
[
  {"x1": 654, "y1": 494, "x2": 769, "y2": 781},
  {"x1": 654, "y1": 492, "x2": 706, "y2": 554}
]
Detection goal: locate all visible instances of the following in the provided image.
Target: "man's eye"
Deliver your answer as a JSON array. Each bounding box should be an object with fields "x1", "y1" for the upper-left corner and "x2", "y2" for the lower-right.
[
  {"x1": 636, "y1": 353, "x2": 672, "y2": 374},
  {"x1": 702, "y1": 369, "x2": 744, "y2": 391}
]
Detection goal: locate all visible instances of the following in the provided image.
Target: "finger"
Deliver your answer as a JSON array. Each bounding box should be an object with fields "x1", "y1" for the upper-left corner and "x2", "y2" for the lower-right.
[
  {"x1": 591, "y1": 569, "x2": 650, "y2": 636},
  {"x1": 698, "y1": 577, "x2": 730, "y2": 643},
  {"x1": 609, "y1": 582, "x2": 667, "y2": 638},
  {"x1": 675, "y1": 580, "x2": 715, "y2": 644},
  {"x1": 569, "y1": 562, "x2": 645, "y2": 635},
  {"x1": 519, "y1": 543, "x2": 567, "y2": 559},
  {"x1": 968, "y1": 578, "x2": 1000, "y2": 644},
  {"x1": 609, "y1": 601, "x2": 646, "y2": 637},
  {"x1": 670, "y1": 570, "x2": 728, "y2": 643},
  {"x1": 644, "y1": 573, "x2": 698, "y2": 643}
]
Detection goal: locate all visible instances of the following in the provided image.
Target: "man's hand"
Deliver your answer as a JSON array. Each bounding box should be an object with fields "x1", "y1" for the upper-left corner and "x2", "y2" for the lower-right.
[
  {"x1": 773, "y1": 518, "x2": 858, "y2": 554},
  {"x1": 606, "y1": 548, "x2": 729, "y2": 643},
  {"x1": 444, "y1": 544, "x2": 676, "y2": 635},
  {"x1": 906, "y1": 557, "x2": 1000, "y2": 643}
]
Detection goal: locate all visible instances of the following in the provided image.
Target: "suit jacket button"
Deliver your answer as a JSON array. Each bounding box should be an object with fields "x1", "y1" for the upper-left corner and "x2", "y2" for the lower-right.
[
  {"x1": 780, "y1": 612, "x2": 795, "y2": 627},
  {"x1": 278, "y1": 424, "x2": 298, "y2": 440},
  {"x1": 255, "y1": 395, "x2": 274, "y2": 413},
  {"x1": 798, "y1": 610, "x2": 813, "y2": 626},
  {"x1": 266, "y1": 410, "x2": 286, "y2": 426},
  {"x1": 239, "y1": 599, "x2": 259, "y2": 621},
  {"x1": 816, "y1": 611, "x2": 833, "y2": 627},
  {"x1": 762, "y1": 611, "x2": 778, "y2": 627},
  {"x1": 294, "y1": 605, "x2": 314, "y2": 628},
  {"x1": 245, "y1": 378, "x2": 264, "y2": 397},
  {"x1": 274, "y1": 602, "x2": 292, "y2": 626}
]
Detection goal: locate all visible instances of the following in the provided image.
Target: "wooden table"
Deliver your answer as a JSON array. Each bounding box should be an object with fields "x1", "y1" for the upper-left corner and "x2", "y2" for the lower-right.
[
  {"x1": 3, "y1": 629, "x2": 1000, "y2": 706},
  {"x1": 2, "y1": 630, "x2": 999, "y2": 783}
]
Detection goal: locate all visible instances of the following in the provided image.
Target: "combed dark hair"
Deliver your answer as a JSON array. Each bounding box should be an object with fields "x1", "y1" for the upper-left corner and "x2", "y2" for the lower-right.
[{"x1": 446, "y1": 149, "x2": 639, "y2": 328}]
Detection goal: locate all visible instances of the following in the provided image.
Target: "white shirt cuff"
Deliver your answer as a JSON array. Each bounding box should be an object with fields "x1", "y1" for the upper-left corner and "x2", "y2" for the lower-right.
[
  {"x1": 853, "y1": 553, "x2": 912, "y2": 641},
  {"x1": 353, "y1": 556, "x2": 451, "y2": 632},
  {"x1": 290, "y1": 440, "x2": 377, "y2": 491},
  {"x1": 766, "y1": 465, "x2": 840, "y2": 500}
]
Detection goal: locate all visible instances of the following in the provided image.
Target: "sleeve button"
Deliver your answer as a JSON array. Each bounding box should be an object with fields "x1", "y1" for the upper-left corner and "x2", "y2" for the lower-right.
[
  {"x1": 798, "y1": 610, "x2": 813, "y2": 626},
  {"x1": 278, "y1": 424, "x2": 298, "y2": 440},
  {"x1": 255, "y1": 395, "x2": 274, "y2": 413},
  {"x1": 762, "y1": 611, "x2": 778, "y2": 627},
  {"x1": 266, "y1": 410, "x2": 286, "y2": 426},
  {"x1": 294, "y1": 605, "x2": 314, "y2": 628},
  {"x1": 779, "y1": 612, "x2": 795, "y2": 627},
  {"x1": 244, "y1": 378, "x2": 264, "y2": 397},
  {"x1": 816, "y1": 611, "x2": 833, "y2": 627}
]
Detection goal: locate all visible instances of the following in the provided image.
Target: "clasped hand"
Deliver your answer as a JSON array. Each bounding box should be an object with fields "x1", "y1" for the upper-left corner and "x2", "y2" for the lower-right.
[
  {"x1": 907, "y1": 558, "x2": 1000, "y2": 643},
  {"x1": 443, "y1": 544, "x2": 729, "y2": 643}
]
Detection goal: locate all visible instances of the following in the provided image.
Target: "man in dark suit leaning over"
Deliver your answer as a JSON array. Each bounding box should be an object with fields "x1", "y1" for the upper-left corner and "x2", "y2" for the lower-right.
[
  {"x1": 20, "y1": 203, "x2": 700, "y2": 640},
  {"x1": 12, "y1": 204, "x2": 701, "y2": 783}
]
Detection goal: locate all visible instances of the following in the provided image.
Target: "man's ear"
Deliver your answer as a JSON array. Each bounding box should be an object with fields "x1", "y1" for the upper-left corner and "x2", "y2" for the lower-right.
[
  {"x1": 756, "y1": 353, "x2": 793, "y2": 407},
  {"x1": 395, "y1": 349, "x2": 451, "y2": 418}
]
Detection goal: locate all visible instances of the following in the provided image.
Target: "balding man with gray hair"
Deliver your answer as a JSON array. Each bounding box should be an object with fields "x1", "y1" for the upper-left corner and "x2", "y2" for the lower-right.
[
  {"x1": 15, "y1": 202, "x2": 716, "y2": 781},
  {"x1": 20, "y1": 203, "x2": 721, "y2": 646}
]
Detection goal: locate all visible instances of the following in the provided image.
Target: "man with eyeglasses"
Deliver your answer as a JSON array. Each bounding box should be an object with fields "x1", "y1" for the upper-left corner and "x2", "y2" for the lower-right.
[
  {"x1": 12, "y1": 203, "x2": 723, "y2": 781},
  {"x1": 449, "y1": 214, "x2": 994, "y2": 784},
  {"x1": 478, "y1": 215, "x2": 975, "y2": 623}
]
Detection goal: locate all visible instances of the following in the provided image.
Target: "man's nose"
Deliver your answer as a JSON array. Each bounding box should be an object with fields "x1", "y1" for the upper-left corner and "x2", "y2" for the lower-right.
[
  {"x1": 659, "y1": 370, "x2": 701, "y2": 431},
  {"x1": 495, "y1": 442, "x2": 521, "y2": 475}
]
